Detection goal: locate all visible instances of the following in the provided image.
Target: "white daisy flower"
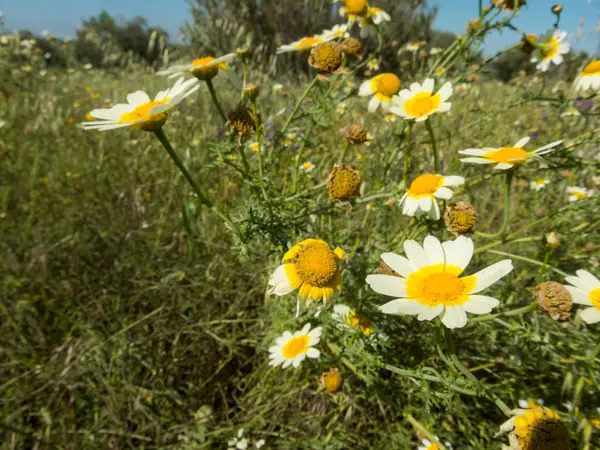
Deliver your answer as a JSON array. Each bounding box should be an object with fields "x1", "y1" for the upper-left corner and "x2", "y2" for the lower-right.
[
  {"x1": 458, "y1": 137, "x2": 562, "y2": 170},
  {"x1": 273, "y1": 83, "x2": 283, "y2": 92},
  {"x1": 249, "y1": 141, "x2": 261, "y2": 152},
  {"x1": 277, "y1": 27, "x2": 342, "y2": 54},
  {"x1": 384, "y1": 113, "x2": 396, "y2": 122},
  {"x1": 320, "y1": 24, "x2": 350, "y2": 40},
  {"x1": 228, "y1": 429, "x2": 248, "y2": 450},
  {"x1": 81, "y1": 77, "x2": 199, "y2": 132},
  {"x1": 530, "y1": 178, "x2": 549, "y2": 191},
  {"x1": 254, "y1": 439, "x2": 266, "y2": 449},
  {"x1": 332, "y1": 304, "x2": 375, "y2": 335},
  {"x1": 83, "y1": 63, "x2": 92, "y2": 70},
  {"x1": 389, "y1": 78, "x2": 452, "y2": 122},
  {"x1": 405, "y1": 42, "x2": 421, "y2": 52},
  {"x1": 518, "y1": 398, "x2": 544, "y2": 409},
  {"x1": 268, "y1": 323, "x2": 322, "y2": 369},
  {"x1": 359, "y1": 73, "x2": 402, "y2": 112},
  {"x1": 567, "y1": 186, "x2": 594, "y2": 201},
  {"x1": 531, "y1": 30, "x2": 570, "y2": 72},
  {"x1": 574, "y1": 60, "x2": 600, "y2": 91},
  {"x1": 359, "y1": 6, "x2": 391, "y2": 26},
  {"x1": 496, "y1": 407, "x2": 569, "y2": 450},
  {"x1": 367, "y1": 59, "x2": 380, "y2": 71},
  {"x1": 156, "y1": 53, "x2": 235, "y2": 80},
  {"x1": 366, "y1": 235, "x2": 513, "y2": 329},
  {"x1": 565, "y1": 270, "x2": 600, "y2": 324},
  {"x1": 300, "y1": 161, "x2": 315, "y2": 173},
  {"x1": 399, "y1": 174, "x2": 465, "y2": 220},
  {"x1": 561, "y1": 107, "x2": 581, "y2": 117},
  {"x1": 430, "y1": 47, "x2": 442, "y2": 55},
  {"x1": 418, "y1": 437, "x2": 452, "y2": 450},
  {"x1": 336, "y1": 102, "x2": 347, "y2": 114}
]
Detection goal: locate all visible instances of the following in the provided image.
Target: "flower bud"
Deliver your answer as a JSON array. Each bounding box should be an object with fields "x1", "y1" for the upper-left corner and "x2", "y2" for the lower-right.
[
  {"x1": 535, "y1": 281, "x2": 572, "y2": 321},
  {"x1": 544, "y1": 232, "x2": 561, "y2": 249},
  {"x1": 491, "y1": 0, "x2": 526, "y2": 10},
  {"x1": 327, "y1": 165, "x2": 362, "y2": 201},
  {"x1": 444, "y1": 202, "x2": 477, "y2": 235},
  {"x1": 308, "y1": 42, "x2": 343, "y2": 74},
  {"x1": 519, "y1": 34, "x2": 537, "y2": 55},
  {"x1": 236, "y1": 47, "x2": 252, "y2": 59},
  {"x1": 551, "y1": 4, "x2": 563, "y2": 15},
  {"x1": 242, "y1": 83, "x2": 260, "y2": 101},
  {"x1": 319, "y1": 368, "x2": 343, "y2": 394},
  {"x1": 227, "y1": 106, "x2": 256, "y2": 137},
  {"x1": 343, "y1": 123, "x2": 369, "y2": 144},
  {"x1": 341, "y1": 37, "x2": 362, "y2": 58}
]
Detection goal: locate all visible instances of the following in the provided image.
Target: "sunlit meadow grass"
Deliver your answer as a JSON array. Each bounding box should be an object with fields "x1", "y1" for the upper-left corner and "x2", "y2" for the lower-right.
[{"x1": 2, "y1": 11, "x2": 600, "y2": 449}]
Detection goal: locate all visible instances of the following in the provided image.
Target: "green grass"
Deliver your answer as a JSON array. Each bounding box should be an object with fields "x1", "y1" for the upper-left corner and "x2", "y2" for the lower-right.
[{"x1": 1, "y1": 66, "x2": 600, "y2": 449}]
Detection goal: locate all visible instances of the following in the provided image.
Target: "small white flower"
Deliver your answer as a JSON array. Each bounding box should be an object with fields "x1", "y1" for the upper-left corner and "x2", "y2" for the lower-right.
[
  {"x1": 359, "y1": 73, "x2": 401, "y2": 112},
  {"x1": 574, "y1": 60, "x2": 600, "y2": 91},
  {"x1": 228, "y1": 429, "x2": 248, "y2": 450},
  {"x1": 417, "y1": 436, "x2": 452, "y2": 450},
  {"x1": 530, "y1": 178, "x2": 549, "y2": 191},
  {"x1": 367, "y1": 59, "x2": 380, "y2": 71},
  {"x1": 399, "y1": 174, "x2": 464, "y2": 220},
  {"x1": 83, "y1": 63, "x2": 92, "y2": 70},
  {"x1": 0, "y1": 120, "x2": 5, "y2": 128},
  {"x1": 300, "y1": 161, "x2": 315, "y2": 173},
  {"x1": 390, "y1": 78, "x2": 452, "y2": 121},
  {"x1": 332, "y1": 304, "x2": 375, "y2": 335},
  {"x1": 564, "y1": 270, "x2": 600, "y2": 324},
  {"x1": 273, "y1": 83, "x2": 283, "y2": 92},
  {"x1": 254, "y1": 439, "x2": 266, "y2": 448},
  {"x1": 531, "y1": 30, "x2": 570, "y2": 72},
  {"x1": 561, "y1": 107, "x2": 581, "y2": 117},
  {"x1": 336, "y1": 102, "x2": 347, "y2": 114},
  {"x1": 567, "y1": 186, "x2": 594, "y2": 201},
  {"x1": 405, "y1": 42, "x2": 421, "y2": 52},
  {"x1": 44, "y1": 52, "x2": 51, "y2": 59},
  {"x1": 157, "y1": 53, "x2": 235, "y2": 79},
  {"x1": 430, "y1": 47, "x2": 442, "y2": 55},
  {"x1": 268, "y1": 323, "x2": 322, "y2": 369}
]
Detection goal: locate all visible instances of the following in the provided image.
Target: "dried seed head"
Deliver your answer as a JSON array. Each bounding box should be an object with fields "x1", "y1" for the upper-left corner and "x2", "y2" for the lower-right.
[
  {"x1": 535, "y1": 281, "x2": 572, "y2": 321},
  {"x1": 242, "y1": 83, "x2": 260, "y2": 101},
  {"x1": 308, "y1": 42, "x2": 344, "y2": 74},
  {"x1": 544, "y1": 232, "x2": 561, "y2": 249},
  {"x1": 341, "y1": 37, "x2": 362, "y2": 57},
  {"x1": 327, "y1": 165, "x2": 361, "y2": 201},
  {"x1": 319, "y1": 367, "x2": 343, "y2": 394},
  {"x1": 444, "y1": 202, "x2": 477, "y2": 235},
  {"x1": 520, "y1": 34, "x2": 538, "y2": 55},
  {"x1": 236, "y1": 46, "x2": 252, "y2": 59},
  {"x1": 467, "y1": 19, "x2": 483, "y2": 35},
  {"x1": 491, "y1": 0, "x2": 526, "y2": 10},
  {"x1": 551, "y1": 4, "x2": 563, "y2": 14},
  {"x1": 227, "y1": 106, "x2": 255, "y2": 137},
  {"x1": 343, "y1": 123, "x2": 369, "y2": 144}
]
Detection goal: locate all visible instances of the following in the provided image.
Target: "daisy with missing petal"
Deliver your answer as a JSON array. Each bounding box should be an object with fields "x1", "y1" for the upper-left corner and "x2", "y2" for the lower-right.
[
  {"x1": 81, "y1": 77, "x2": 199, "y2": 132},
  {"x1": 268, "y1": 323, "x2": 322, "y2": 369},
  {"x1": 366, "y1": 235, "x2": 513, "y2": 329},
  {"x1": 332, "y1": 304, "x2": 375, "y2": 335},
  {"x1": 336, "y1": 102, "x2": 347, "y2": 114},
  {"x1": 268, "y1": 239, "x2": 345, "y2": 302},
  {"x1": 564, "y1": 269, "x2": 600, "y2": 324},
  {"x1": 335, "y1": 0, "x2": 370, "y2": 21},
  {"x1": 359, "y1": 6, "x2": 391, "y2": 27},
  {"x1": 359, "y1": 73, "x2": 401, "y2": 112},
  {"x1": 458, "y1": 137, "x2": 562, "y2": 170},
  {"x1": 530, "y1": 178, "x2": 549, "y2": 191},
  {"x1": 496, "y1": 407, "x2": 570, "y2": 450},
  {"x1": 531, "y1": 30, "x2": 570, "y2": 72},
  {"x1": 320, "y1": 24, "x2": 350, "y2": 41},
  {"x1": 389, "y1": 79, "x2": 452, "y2": 122},
  {"x1": 574, "y1": 60, "x2": 600, "y2": 91},
  {"x1": 399, "y1": 174, "x2": 465, "y2": 220},
  {"x1": 567, "y1": 186, "x2": 594, "y2": 201},
  {"x1": 157, "y1": 53, "x2": 235, "y2": 81}
]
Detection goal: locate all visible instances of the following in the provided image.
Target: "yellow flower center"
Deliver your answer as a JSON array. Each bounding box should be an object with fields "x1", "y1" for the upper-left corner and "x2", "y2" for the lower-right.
[
  {"x1": 534, "y1": 179, "x2": 546, "y2": 186},
  {"x1": 408, "y1": 174, "x2": 443, "y2": 198},
  {"x1": 406, "y1": 264, "x2": 475, "y2": 306},
  {"x1": 119, "y1": 100, "x2": 169, "y2": 131},
  {"x1": 345, "y1": 311, "x2": 375, "y2": 335},
  {"x1": 282, "y1": 335, "x2": 310, "y2": 358},
  {"x1": 344, "y1": 0, "x2": 369, "y2": 15},
  {"x1": 483, "y1": 147, "x2": 532, "y2": 164},
  {"x1": 590, "y1": 287, "x2": 600, "y2": 310},
  {"x1": 569, "y1": 189, "x2": 589, "y2": 200},
  {"x1": 295, "y1": 243, "x2": 338, "y2": 287},
  {"x1": 191, "y1": 56, "x2": 227, "y2": 80},
  {"x1": 582, "y1": 60, "x2": 600, "y2": 76},
  {"x1": 513, "y1": 408, "x2": 570, "y2": 450},
  {"x1": 297, "y1": 36, "x2": 322, "y2": 51},
  {"x1": 403, "y1": 92, "x2": 442, "y2": 117},
  {"x1": 540, "y1": 38, "x2": 559, "y2": 60},
  {"x1": 303, "y1": 162, "x2": 313, "y2": 170},
  {"x1": 374, "y1": 73, "x2": 401, "y2": 98},
  {"x1": 192, "y1": 56, "x2": 216, "y2": 67},
  {"x1": 426, "y1": 444, "x2": 440, "y2": 450}
]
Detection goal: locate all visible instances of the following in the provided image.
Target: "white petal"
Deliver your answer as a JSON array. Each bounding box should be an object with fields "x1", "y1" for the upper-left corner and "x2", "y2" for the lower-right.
[
  {"x1": 460, "y1": 157, "x2": 493, "y2": 164},
  {"x1": 495, "y1": 163, "x2": 514, "y2": 170},
  {"x1": 368, "y1": 96, "x2": 380, "y2": 112},
  {"x1": 430, "y1": 200, "x2": 441, "y2": 220},
  {"x1": 381, "y1": 253, "x2": 415, "y2": 278},
  {"x1": 366, "y1": 274, "x2": 407, "y2": 297},
  {"x1": 580, "y1": 307, "x2": 600, "y2": 324},
  {"x1": 564, "y1": 286, "x2": 591, "y2": 305},
  {"x1": 306, "y1": 348, "x2": 320, "y2": 358},
  {"x1": 359, "y1": 80, "x2": 373, "y2": 96},
  {"x1": 462, "y1": 295, "x2": 500, "y2": 314},
  {"x1": 423, "y1": 235, "x2": 445, "y2": 265},
  {"x1": 404, "y1": 239, "x2": 430, "y2": 268},
  {"x1": 469, "y1": 260, "x2": 514, "y2": 294},
  {"x1": 437, "y1": 81, "x2": 453, "y2": 101},
  {"x1": 458, "y1": 149, "x2": 488, "y2": 156},
  {"x1": 565, "y1": 275, "x2": 590, "y2": 292},
  {"x1": 442, "y1": 236, "x2": 474, "y2": 273},
  {"x1": 433, "y1": 186, "x2": 453, "y2": 200},
  {"x1": 575, "y1": 270, "x2": 600, "y2": 290},
  {"x1": 402, "y1": 197, "x2": 419, "y2": 216},
  {"x1": 422, "y1": 78, "x2": 434, "y2": 93},
  {"x1": 441, "y1": 305, "x2": 468, "y2": 329},
  {"x1": 267, "y1": 265, "x2": 293, "y2": 296},
  {"x1": 417, "y1": 304, "x2": 444, "y2": 321},
  {"x1": 410, "y1": 82, "x2": 422, "y2": 94},
  {"x1": 442, "y1": 176, "x2": 465, "y2": 187},
  {"x1": 419, "y1": 195, "x2": 433, "y2": 211},
  {"x1": 127, "y1": 91, "x2": 151, "y2": 106},
  {"x1": 379, "y1": 298, "x2": 428, "y2": 315}
]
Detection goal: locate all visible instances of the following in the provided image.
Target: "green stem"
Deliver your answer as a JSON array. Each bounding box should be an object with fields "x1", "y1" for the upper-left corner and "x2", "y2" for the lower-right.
[
  {"x1": 468, "y1": 303, "x2": 537, "y2": 323},
  {"x1": 206, "y1": 78, "x2": 227, "y2": 122},
  {"x1": 291, "y1": 122, "x2": 315, "y2": 194},
  {"x1": 486, "y1": 249, "x2": 569, "y2": 277},
  {"x1": 237, "y1": 136, "x2": 252, "y2": 174},
  {"x1": 405, "y1": 413, "x2": 448, "y2": 450},
  {"x1": 476, "y1": 169, "x2": 514, "y2": 239},
  {"x1": 425, "y1": 118, "x2": 439, "y2": 172},
  {"x1": 339, "y1": 142, "x2": 350, "y2": 164},
  {"x1": 402, "y1": 122, "x2": 414, "y2": 187},
  {"x1": 281, "y1": 76, "x2": 318, "y2": 136}
]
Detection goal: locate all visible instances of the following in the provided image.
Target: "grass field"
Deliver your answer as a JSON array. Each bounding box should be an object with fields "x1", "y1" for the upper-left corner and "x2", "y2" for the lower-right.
[{"x1": 2, "y1": 24, "x2": 600, "y2": 450}]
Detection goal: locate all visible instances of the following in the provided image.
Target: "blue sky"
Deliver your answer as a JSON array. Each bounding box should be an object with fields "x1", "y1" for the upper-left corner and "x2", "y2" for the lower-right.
[{"x1": 1, "y1": 0, "x2": 599, "y2": 55}]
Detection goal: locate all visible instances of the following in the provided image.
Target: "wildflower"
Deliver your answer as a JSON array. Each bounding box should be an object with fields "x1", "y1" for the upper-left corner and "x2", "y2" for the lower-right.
[
  {"x1": 573, "y1": 61, "x2": 600, "y2": 92},
  {"x1": 567, "y1": 186, "x2": 593, "y2": 201},
  {"x1": 336, "y1": 102, "x2": 347, "y2": 114},
  {"x1": 242, "y1": 83, "x2": 260, "y2": 100},
  {"x1": 491, "y1": 0, "x2": 526, "y2": 9},
  {"x1": 418, "y1": 437, "x2": 452, "y2": 450},
  {"x1": 227, "y1": 106, "x2": 256, "y2": 137},
  {"x1": 518, "y1": 399, "x2": 544, "y2": 409},
  {"x1": 336, "y1": 0, "x2": 369, "y2": 20},
  {"x1": 519, "y1": 34, "x2": 537, "y2": 55},
  {"x1": 341, "y1": 37, "x2": 362, "y2": 57},
  {"x1": 367, "y1": 59, "x2": 380, "y2": 71},
  {"x1": 561, "y1": 107, "x2": 581, "y2": 117},
  {"x1": 399, "y1": 174, "x2": 465, "y2": 220},
  {"x1": 300, "y1": 161, "x2": 315, "y2": 173},
  {"x1": 530, "y1": 178, "x2": 550, "y2": 191},
  {"x1": 551, "y1": 4, "x2": 563, "y2": 15},
  {"x1": 327, "y1": 165, "x2": 362, "y2": 201},
  {"x1": 82, "y1": 78, "x2": 199, "y2": 132},
  {"x1": 384, "y1": 113, "x2": 396, "y2": 122},
  {"x1": 531, "y1": 30, "x2": 570, "y2": 72},
  {"x1": 308, "y1": 42, "x2": 344, "y2": 74},
  {"x1": 278, "y1": 27, "x2": 342, "y2": 54},
  {"x1": 268, "y1": 323, "x2": 322, "y2": 369},
  {"x1": 458, "y1": 137, "x2": 562, "y2": 170},
  {"x1": 332, "y1": 304, "x2": 374, "y2": 335},
  {"x1": 390, "y1": 78, "x2": 452, "y2": 122},
  {"x1": 321, "y1": 24, "x2": 351, "y2": 41},
  {"x1": 359, "y1": 73, "x2": 401, "y2": 112},
  {"x1": 535, "y1": 281, "x2": 572, "y2": 321},
  {"x1": 273, "y1": 83, "x2": 283, "y2": 92},
  {"x1": 319, "y1": 367, "x2": 343, "y2": 393},
  {"x1": 564, "y1": 269, "x2": 600, "y2": 324},
  {"x1": 496, "y1": 407, "x2": 570, "y2": 450},
  {"x1": 444, "y1": 201, "x2": 477, "y2": 235},
  {"x1": 366, "y1": 235, "x2": 513, "y2": 329},
  {"x1": 430, "y1": 47, "x2": 442, "y2": 55},
  {"x1": 157, "y1": 53, "x2": 235, "y2": 80},
  {"x1": 228, "y1": 429, "x2": 248, "y2": 450},
  {"x1": 83, "y1": 63, "x2": 92, "y2": 70},
  {"x1": 343, "y1": 123, "x2": 371, "y2": 144},
  {"x1": 249, "y1": 142, "x2": 260, "y2": 152},
  {"x1": 545, "y1": 232, "x2": 561, "y2": 249},
  {"x1": 405, "y1": 42, "x2": 421, "y2": 52},
  {"x1": 267, "y1": 239, "x2": 344, "y2": 302},
  {"x1": 359, "y1": 6, "x2": 391, "y2": 29}
]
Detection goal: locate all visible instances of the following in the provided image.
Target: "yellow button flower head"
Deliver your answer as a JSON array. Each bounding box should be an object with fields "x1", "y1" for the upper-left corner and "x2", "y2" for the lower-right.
[
  {"x1": 564, "y1": 269, "x2": 600, "y2": 324},
  {"x1": 573, "y1": 60, "x2": 600, "y2": 91},
  {"x1": 399, "y1": 174, "x2": 465, "y2": 220},
  {"x1": 308, "y1": 42, "x2": 344, "y2": 74},
  {"x1": 327, "y1": 165, "x2": 362, "y2": 201},
  {"x1": 81, "y1": 77, "x2": 199, "y2": 132},
  {"x1": 359, "y1": 73, "x2": 401, "y2": 112},
  {"x1": 566, "y1": 186, "x2": 594, "y2": 201},
  {"x1": 268, "y1": 323, "x2": 321, "y2": 369},
  {"x1": 531, "y1": 30, "x2": 570, "y2": 72},
  {"x1": 367, "y1": 235, "x2": 513, "y2": 329},
  {"x1": 458, "y1": 137, "x2": 562, "y2": 170},
  {"x1": 390, "y1": 78, "x2": 453, "y2": 121},
  {"x1": 268, "y1": 239, "x2": 345, "y2": 302},
  {"x1": 277, "y1": 25, "x2": 347, "y2": 54},
  {"x1": 157, "y1": 53, "x2": 235, "y2": 81},
  {"x1": 332, "y1": 304, "x2": 375, "y2": 335},
  {"x1": 336, "y1": 0, "x2": 370, "y2": 20},
  {"x1": 496, "y1": 406, "x2": 570, "y2": 450}
]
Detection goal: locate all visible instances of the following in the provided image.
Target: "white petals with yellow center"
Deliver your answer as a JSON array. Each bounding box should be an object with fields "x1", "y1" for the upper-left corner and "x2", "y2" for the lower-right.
[
  {"x1": 458, "y1": 137, "x2": 562, "y2": 170},
  {"x1": 399, "y1": 174, "x2": 465, "y2": 220},
  {"x1": 531, "y1": 30, "x2": 570, "y2": 72},
  {"x1": 574, "y1": 60, "x2": 600, "y2": 91},
  {"x1": 332, "y1": 304, "x2": 375, "y2": 335},
  {"x1": 496, "y1": 407, "x2": 570, "y2": 450},
  {"x1": 81, "y1": 77, "x2": 199, "y2": 132},
  {"x1": 359, "y1": 73, "x2": 401, "y2": 112},
  {"x1": 156, "y1": 53, "x2": 236, "y2": 79},
  {"x1": 530, "y1": 178, "x2": 549, "y2": 191},
  {"x1": 268, "y1": 323, "x2": 322, "y2": 369},
  {"x1": 564, "y1": 269, "x2": 600, "y2": 324},
  {"x1": 567, "y1": 186, "x2": 594, "y2": 201},
  {"x1": 277, "y1": 26, "x2": 345, "y2": 54},
  {"x1": 389, "y1": 78, "x2": 452, "y2": 121},
  {"x1": 366, "y1": 236, "x2": 513, "y2": 329}
]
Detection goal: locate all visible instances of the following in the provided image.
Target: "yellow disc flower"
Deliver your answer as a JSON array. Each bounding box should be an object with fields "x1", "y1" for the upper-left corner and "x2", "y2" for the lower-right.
[
  {"x1": 157, "y1": 53, "x2": 235, "y2": 80},
  {"x1": 564, "y1": 269, "x2": 600, "y2": 324},
  {"x1": 268, "y1": 239, "x2": 345, "y2": 302},
  {"x1": 359, "y1": 73, "x2": 401, "y2": 112},
  {"x1": 268, "y1": 323, "x2": 321, "y2": 369},
  {"x1": 367, "y1": 235, "x2": 513, "y2": 329},
  {"x1": 531, "y1": 30, "x2": 570, "y2": 72},
  {"x1": 336, "y1": 0, "x2": 370, "y2": 20},
  {"x1": 574, "y1": 60, "x2": 600, "y2": 91},
  {"x1": 389, "y1": 78, "x2": 452, "y2": 121},
  {"x1": 458, "y1": 137, "x2": 562, "y2": 170},
  {"x1": 399, "y1": 174, "x2": 465, "y2": 220},
  {"x1": 81, "y1": 77, "x2": 199, "y2": 132},
  {"x1": 496, "y1": 406, "x2": 570, "y2": 450}
]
